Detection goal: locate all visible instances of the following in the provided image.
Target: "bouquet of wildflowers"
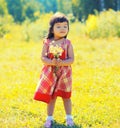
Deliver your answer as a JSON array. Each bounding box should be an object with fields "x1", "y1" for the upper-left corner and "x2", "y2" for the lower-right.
[
  {"x1": 49, "y1": 41, "x2": 63, "y2": 73},
  {"x1": 49, "y1": 45, "x2": 63, "y2": 59}
]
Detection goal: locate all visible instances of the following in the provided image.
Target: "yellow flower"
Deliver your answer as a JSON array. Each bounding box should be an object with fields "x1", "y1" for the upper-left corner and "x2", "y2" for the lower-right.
[{"x1": 4, "y1": 33, "x2": 12, "y2": 40}]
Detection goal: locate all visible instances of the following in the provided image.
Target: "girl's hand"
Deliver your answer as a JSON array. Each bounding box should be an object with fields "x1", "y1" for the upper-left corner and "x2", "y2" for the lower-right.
[
  {"x1": 51, "y1": 58, "x2": 57, "y2": 66},
  {"x1": 56, "y1": 58, "x2": 62, "y2": 66}
]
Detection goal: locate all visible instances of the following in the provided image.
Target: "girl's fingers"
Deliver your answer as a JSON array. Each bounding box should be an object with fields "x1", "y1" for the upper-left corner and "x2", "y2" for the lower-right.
[
  {"x1": 52, "y1": 58, "x2": 57, "y2": 65},
  {"x1": 56, "y1": 59, "x2": 62, "y2": 66}
]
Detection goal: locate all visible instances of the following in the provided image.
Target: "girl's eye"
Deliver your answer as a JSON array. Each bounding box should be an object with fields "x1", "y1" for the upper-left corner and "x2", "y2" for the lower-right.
[
  {"x1": 64, "y1": 26, "x2": 68, "y2": 28},
  {"x1": 57, "y1": 26, "x2": 61, "y2": 28}
]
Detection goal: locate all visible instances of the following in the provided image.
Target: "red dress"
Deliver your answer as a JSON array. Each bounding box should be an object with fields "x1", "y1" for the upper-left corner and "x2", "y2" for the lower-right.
[{"x1": 34, "y1": 39, "x2": 72, "y2": 103}]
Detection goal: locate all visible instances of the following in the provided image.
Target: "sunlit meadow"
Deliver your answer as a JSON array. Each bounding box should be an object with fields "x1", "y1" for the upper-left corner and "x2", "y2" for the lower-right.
[{"x1": 0, "y1": 12, "x2": 120, "y2": 128}]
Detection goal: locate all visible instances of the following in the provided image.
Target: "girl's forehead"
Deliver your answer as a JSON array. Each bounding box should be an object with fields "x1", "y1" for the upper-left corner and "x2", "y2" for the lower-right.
[{"x1": 54, "y1": 22, "x2": 68, "y2": 25}]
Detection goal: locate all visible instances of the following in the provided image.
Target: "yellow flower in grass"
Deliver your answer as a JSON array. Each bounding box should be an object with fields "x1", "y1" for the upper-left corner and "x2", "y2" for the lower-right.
[{"x1": 4, "y1": 33, "x2": 12, "y2": 40}]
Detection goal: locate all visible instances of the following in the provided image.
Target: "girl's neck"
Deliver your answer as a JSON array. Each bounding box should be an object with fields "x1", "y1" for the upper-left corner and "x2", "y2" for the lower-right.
[
  {"x1": 50, "y1": 38, "x2": 65, "y2": 45},
  {"x1": 53, "y1": 37, "x2": 64, "y2": 41},
  {"x1": 53, "y1": 37, "x2": 65, "y2": 41}
]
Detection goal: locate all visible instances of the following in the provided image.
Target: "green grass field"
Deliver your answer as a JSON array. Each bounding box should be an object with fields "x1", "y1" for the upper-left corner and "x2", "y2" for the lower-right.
[{"x1": 0, "y1": 36, "x2": 120, "y2": 128}]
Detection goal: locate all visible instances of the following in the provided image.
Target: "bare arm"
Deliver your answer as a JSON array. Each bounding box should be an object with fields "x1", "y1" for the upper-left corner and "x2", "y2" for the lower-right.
[{"x1": 57, "y1": 42, "x2": 74, "y2": 66}]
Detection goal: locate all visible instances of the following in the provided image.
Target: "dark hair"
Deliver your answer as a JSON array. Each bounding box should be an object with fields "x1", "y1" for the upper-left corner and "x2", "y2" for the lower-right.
[{"x1": 46, "y1": 12, "x2": 69, "y2": 39}]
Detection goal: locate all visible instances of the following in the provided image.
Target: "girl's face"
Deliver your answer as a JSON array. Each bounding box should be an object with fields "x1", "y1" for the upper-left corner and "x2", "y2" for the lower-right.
[{"x1": 53, "y1": 22, "x2": 68, "y2": 39}]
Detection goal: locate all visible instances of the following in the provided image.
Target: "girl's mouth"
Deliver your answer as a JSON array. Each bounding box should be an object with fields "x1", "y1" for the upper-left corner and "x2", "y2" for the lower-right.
[{"x1": 60, "y1": 31, "x2": 66, "y2": 34}]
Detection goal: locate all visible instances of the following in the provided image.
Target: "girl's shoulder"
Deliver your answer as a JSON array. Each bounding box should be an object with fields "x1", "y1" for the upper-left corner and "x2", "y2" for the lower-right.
[
  {"x1": 43, "y1": 38, "x2": 51, "y2": 45},
  {"x1": 65, "y1": 39, "x2": 71, "y2": 46}
]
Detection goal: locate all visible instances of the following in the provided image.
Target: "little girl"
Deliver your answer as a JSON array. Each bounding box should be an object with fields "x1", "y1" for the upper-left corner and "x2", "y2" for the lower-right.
[{"x1": 34, "y1": 12, "x2": 74, "y2": 128}]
